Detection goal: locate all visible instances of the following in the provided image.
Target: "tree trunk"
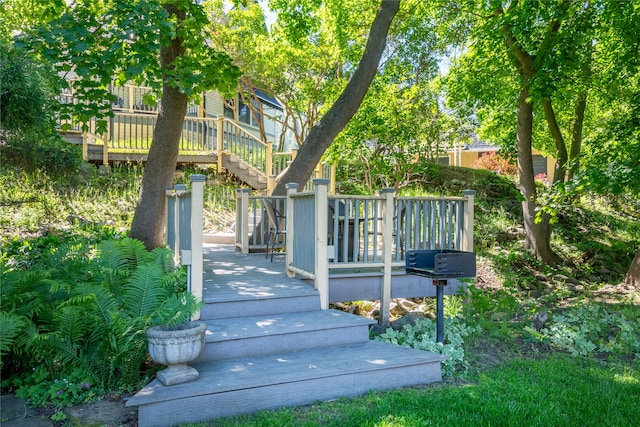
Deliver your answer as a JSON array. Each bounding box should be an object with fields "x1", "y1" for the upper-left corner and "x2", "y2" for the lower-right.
[
  {"x1": 543, "y1": 98, "x2": 568, "y2": 185},
  {"x1": 517, "y1": 82, "x2": 557, "y2": 266},
  {"x1": 623, "y1": 247, "x2": 640, "y2": 287},
  {"x1": 130, "y1": 3, "x2": 188, "y2": 249},
  {"x1": 567, "y1": 92, "x2": 587, "y2": 181},
  {"x1": 499, "y1": 6, "x2": 559, "y2": 266},
  {"x1": 271, "y1": 0, "x2": 400, "y2": 196}
]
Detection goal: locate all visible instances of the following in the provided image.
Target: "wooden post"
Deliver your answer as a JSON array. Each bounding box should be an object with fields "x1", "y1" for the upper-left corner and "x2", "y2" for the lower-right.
[
  {"x1": 128, "y1": 85, "x2": 134, "y2": 113},
  {"x1": 266, "y1": 141, "x2": 274, "y2": 194},
  {"x1": 285, "y1": 183, "x2": 298, "y2": 278},
  {"x1": 189, "y1": 174, "x2": 206, "y2": 320},
  {"x1": 314, "y1": 179, "x2": 330, "y2": 309},
  {"x1": 237, "y1": 188, "x2": 250, "y2": 254},
  {"x1": 462, "y1": 189, "x2": 476, "y2": 252},
  {"x1": 379, "y1": 188, "x2": 395, "y2": 327},
  {"x1": 268, "y1": 175, "x2": 276, "y2": 194},
  {"x1": 102, "y1": 115, "x2": 110, "y2": 166},
  {"x1": 173, "y1": 184, "x2": 187, "y2": 263},
  {"x1": 216, "y1": 115, "x2": 224, "y2": 173},
  {"x1": 165, "y1": 185, "x2": 173, "y2": 242},
  {"x1": 330, "y1": 163, "x2": 337, "y2": 194},
  {"x1": 81, "y1": 133, "x2": 88, "y2": 161},
  {"x1": 199, "y1": 99, "x2": 206, "y2": 148}
]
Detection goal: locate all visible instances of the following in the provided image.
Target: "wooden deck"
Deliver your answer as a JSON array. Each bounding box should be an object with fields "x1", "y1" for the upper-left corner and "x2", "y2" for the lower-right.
[{"x1": 127, "y1": 244, "x2": 445, "y2": 426}]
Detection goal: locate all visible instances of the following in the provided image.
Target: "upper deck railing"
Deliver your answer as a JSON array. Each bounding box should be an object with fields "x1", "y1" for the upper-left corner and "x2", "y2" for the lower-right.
[{"x1": 57, "y1": 83, "x2": 334, "y2": 193}]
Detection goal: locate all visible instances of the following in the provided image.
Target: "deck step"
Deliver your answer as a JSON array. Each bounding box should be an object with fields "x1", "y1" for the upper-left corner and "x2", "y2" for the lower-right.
[
  {"x1": 195, "y1": 309, "x2": 375, "y2": 363},
  {"x1": 201, "y1": 276, "x2": 320, "y2": 320},
  {"x1": 128, "y1": 341, "x2": 444, "y2": 426},
  {"x1": 127, "y1": 245, "x2": 445, "y2": 426}
]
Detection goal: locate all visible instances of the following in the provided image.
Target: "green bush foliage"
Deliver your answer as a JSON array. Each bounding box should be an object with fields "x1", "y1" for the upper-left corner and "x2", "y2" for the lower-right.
[
  {"x1": 0, "y1": 40, "x2": 82, "y2": 176},
  {"x1": 374, "y1": 317, "x2": 481, "y2": 377},
  {"x1": 0, "y1": 237, "x2": 202, "y2": 408}
]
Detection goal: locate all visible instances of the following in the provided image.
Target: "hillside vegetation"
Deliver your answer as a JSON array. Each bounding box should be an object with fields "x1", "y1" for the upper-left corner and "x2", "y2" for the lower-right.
[{"x1": 1, "y1": 162, "x2": 639, "y2": 422}]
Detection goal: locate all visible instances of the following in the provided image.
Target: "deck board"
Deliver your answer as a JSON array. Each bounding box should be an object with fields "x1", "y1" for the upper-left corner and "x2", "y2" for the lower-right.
[
  {"x1": 202, "y1": 244, "x2": 316, "y2": 302},
  {"x1": 202, "y1": 309, "x2": 374, "y2": 343}
]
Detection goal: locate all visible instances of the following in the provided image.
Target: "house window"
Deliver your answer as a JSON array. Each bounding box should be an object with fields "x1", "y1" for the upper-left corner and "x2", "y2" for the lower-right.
[
  {"x1": 238, "y1": 98, "x2": 251, "y2": 125},
  {"x1": 250, "y1": 99, "x2": 261, "y2": 128},
  {"x1": 225, "y1": 93, "x2": 276, "y2": 130},
  {"x1": 532, "y1": 155, "x2": 547, "y2": 176}
]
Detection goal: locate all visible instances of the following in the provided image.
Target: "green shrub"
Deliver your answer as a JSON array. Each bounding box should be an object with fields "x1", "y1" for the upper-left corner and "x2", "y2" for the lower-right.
[
  {"x1": 1, "y1": 237, "x2": 202, "y2": 408},
  {"x1": 0, "y1": 40, "x2": 81, "y2": 176},
  {"x1": 374, "y1": 317, "x2": 481, "y2": 377}
]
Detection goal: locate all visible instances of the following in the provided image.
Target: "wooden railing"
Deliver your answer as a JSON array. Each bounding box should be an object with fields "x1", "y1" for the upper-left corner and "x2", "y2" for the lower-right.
[
  {"x1": 164, "y1": 175, "x2": 205, "y2": 320},
  {"x1": 235, "y1": 181, "x2": 476, "y2": 321},
  {"x1": 58, "y1": 83, "x2": 335, "y2": 192}
]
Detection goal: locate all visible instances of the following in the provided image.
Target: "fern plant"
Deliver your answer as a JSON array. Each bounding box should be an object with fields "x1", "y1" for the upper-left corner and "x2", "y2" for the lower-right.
[{"x1": 1, "y1": 236, "x2": 202, "y2": 406}]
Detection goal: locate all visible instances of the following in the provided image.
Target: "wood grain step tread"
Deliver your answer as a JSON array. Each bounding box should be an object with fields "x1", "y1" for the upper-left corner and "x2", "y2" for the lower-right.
[
  {"x1": 202, "y1": 277, "x2": 319, "y2": 303},
  {"x1": 202, "y1": 309, "x2": 375, "y2": 343},
  {"x1": 127, "y1": 340, "x2": 444, "y2": 407}
]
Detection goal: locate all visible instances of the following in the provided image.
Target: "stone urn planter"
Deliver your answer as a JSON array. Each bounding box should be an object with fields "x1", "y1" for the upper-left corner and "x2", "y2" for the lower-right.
[{"x1": 147, "y1": 321, "x2": 207, "y2": 386}]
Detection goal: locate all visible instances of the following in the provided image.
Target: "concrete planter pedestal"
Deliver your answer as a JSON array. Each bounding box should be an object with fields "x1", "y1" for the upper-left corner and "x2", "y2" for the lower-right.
[{"x1": 147, "y1": 321, "x2": 207, "y2": 386}]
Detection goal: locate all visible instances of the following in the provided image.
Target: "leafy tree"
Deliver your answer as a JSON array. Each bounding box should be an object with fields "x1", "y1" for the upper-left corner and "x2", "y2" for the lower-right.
[
  {"x1": 444, "y1": 0, "x2": 640, "y2": 266},
  {"x1": 331, "y1": 74, "x2": 467, "y2": 192},
  {"x1": 0, "y1": 0, "x2": 67, "y2": 44},
  {"x1": 206, "y1": 0, "x2": 390, "y2": 152},
  {"x1": 270, "y1": 0, "x2": 401, "y2": 195},
  {"x1": 324, "y1": 0, "x2": 469, "y2": 192},
  {"x1": 18, "y1": 0, "x2": 241, "y2": 249},
  {"x1": 205, "y1": 0, "x2": 401, "y2": 195}
]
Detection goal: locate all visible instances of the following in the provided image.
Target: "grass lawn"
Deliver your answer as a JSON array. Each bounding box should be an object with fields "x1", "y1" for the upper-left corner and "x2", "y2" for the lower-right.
[{"x1": 200, "y1": 356, "x2": 639, "y2": 427}]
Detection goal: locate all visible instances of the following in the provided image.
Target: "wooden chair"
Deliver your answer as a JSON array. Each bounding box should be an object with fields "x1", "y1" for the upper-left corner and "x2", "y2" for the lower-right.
[{"x1": 263, "y1": 199, "x2": 286, "y2": 262}]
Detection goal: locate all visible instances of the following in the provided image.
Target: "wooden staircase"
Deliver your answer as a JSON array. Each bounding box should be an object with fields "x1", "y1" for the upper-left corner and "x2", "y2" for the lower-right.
[
  {"x1": 220, "y1": 152, "x2": 268, "y2": 191},
  {"x1": 80, "y1": 145, "x2": 268, "y2": 190},
  {"x1": 126, "y1": 245, "x2": 444, "y2": 426}
]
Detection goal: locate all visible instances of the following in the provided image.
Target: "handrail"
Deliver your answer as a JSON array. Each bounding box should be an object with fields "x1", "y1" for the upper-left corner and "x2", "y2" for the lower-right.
[
  {"x1": 235, "y1": 181, "x2": 476, "y2": 324},
  {"x1": 57, "y1": 84, "x2": 334, "y2": 192},
  {"x1": 218, "y1": 116, "x2": 270, "y2": 178}
]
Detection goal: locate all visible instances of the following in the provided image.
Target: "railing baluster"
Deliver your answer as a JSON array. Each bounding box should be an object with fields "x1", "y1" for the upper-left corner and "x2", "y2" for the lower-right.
[
  {"x1": 447, "y1": 200, "x2": 454, "y2": 250},
  {"x1": 429, "y1": 200, "x2": 435, "y2": 250}
]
